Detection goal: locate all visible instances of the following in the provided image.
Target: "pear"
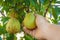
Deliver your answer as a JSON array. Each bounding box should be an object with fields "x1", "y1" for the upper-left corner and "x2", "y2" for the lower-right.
[
  {"x1": 6, "y1": 18, "x2": 20, "y2": 34},
  {"x1": 23, "y1": 13, "x2": 36, "y2": 30},
  {"x1": 8, "y1": 9, "x2": 18, "y2": 18}
]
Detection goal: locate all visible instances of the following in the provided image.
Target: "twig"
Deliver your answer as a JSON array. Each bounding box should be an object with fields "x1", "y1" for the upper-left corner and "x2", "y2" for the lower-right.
[
  {"x1": 0, "y1": 11, "x2": 5, "y2": 17},
  {"x1": 44, "y1": 0, "x2": 52, "y2": 17}
]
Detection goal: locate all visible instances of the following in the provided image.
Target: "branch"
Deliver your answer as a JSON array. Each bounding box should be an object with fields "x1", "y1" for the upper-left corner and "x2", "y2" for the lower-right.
[
  {"x1": 44, "y1": 0, "x2": 52, "y2": 17},
  {"x1": 0, "y1": 11, "x2": 5, "y2": 17}
]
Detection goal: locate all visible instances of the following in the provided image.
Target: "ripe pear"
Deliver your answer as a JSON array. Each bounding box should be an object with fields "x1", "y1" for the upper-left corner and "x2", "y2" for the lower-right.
[
  {"x1": 23, "y1": 13, "x2": 36, "y2": 30},
  {"x1": 6, "y1": 18, "x2": 20, "y2": 34}
]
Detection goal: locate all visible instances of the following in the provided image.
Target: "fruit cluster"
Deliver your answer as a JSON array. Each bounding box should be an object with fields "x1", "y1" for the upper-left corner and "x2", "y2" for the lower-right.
[
  {"x1": 6, "y1": 9, "x2": 20, "y2": 34},
  {"x1": 6, "y1": 10, "x2": 36, "y2": 34}
]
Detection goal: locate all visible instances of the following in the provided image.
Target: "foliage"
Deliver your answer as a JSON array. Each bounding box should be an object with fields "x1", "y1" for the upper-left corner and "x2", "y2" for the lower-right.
[{"x1": 0, "y1": 0, "x2": 60, "y2": 40}]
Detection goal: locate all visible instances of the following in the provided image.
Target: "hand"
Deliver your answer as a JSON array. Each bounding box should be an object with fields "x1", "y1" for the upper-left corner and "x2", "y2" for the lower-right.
[
  {"x1": 23, "y1": 14, "x2": 48, "y2": 40},
  {"x1": 23, "y1": 14, "x2": 60, "y2": 40}
]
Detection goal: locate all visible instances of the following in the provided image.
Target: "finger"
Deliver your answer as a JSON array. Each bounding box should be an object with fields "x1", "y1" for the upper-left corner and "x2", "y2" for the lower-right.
[
  {"x1": 23, "y1": 27, "x2": 36, "y2": 37},
  {"x1": 34, "y1": 14, "x2": 40, "y2": 17},
  {"x1": 34, "y1": 14, "x2": 41, "y2": 28},
  {"x1": 23, "y1": 27, "x2": 31, "y2": 34},
  {"x1": 35, "y1": 14, "x2": 41, "y2": 28},
  {"x1": 23, "y1": 27, "x2": 43, "y2": 39}
]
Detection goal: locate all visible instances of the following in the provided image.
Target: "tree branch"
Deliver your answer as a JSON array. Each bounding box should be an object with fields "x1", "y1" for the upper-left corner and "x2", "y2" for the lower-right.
[
  {"x1": 0, "y1": 11, "x2": 5, "y2": 17},
  {"x1": 44, "y1": 0, "x2": 52, "y2": 17}
]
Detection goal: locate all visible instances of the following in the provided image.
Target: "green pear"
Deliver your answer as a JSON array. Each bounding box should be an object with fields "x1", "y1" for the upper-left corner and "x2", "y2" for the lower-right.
[
  {"x1": 6, "y1": 18, "x2": 20, "y2": 34},
  {"x1": 23, "y1": 13, "x2": 36, "y2": 30},
  {"x1": 8, "y1": 9, "x2": 18, "y2": 18}
]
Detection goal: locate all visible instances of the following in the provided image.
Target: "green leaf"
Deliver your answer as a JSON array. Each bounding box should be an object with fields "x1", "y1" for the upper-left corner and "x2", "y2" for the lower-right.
[
  {"x1": 0, "y1": 0, "x2": 3, "y2": 5},
  {"x1": 54, "y1": 6, "x2": 60, "y2": 15},
  {"x1": 5, "y1": 0, "x2": 14, "y2": 7},
  {"x1": 6, "y1": 34, "x2": 15, "y2": 40},
  {"x1": 40, "y1": 0, "x2": 49, "y2": 5},
  {"x1": 40, "y1": 5, "x2": 45, "y2": 16},
  {"x1": 52, "y1": 8, "x2": 58, "y2": 19},
  {"x1": 1, "y1": 17, "x2": 9, "y2": 24},
  {"x1": 0, "y1": 25, "x2": 7, "y2": 35},
  {"x1": 58, "y1": 16, "x2": 60, "y2": 20},
  {"x1": 24, "y1": 34, "x2": 34, "y2": 40},
  {"x1": 56, "y1": 1, "x2": 60, "y2": 4},
  {"x1": 18, "y1": 10, "x2": 25, "y2": 23},
  {"x1": 29, "y1": 0, "x2": 41, "y2": 11},
  {"x1": 0, "y1": 36, "x2": 2, "y2": 40},
  {"x1": 39, "y1": 0, "x2": 44, "y2": 4},
  {"x1": 35, "y1": 3, "x2": 41, "y2": 11},
  {"x1": 30, "y1": 0, "x2": 36, "y2": 7},
  {"x1": 24, "y1": 0, "x2": 30, "y2": 6},
  {"x1": 51, "y1": 19, "x2": 58, "y2": 24},
  {"x1": 1, "y1": 1, "x2": 10, "y2": 12},
  {"x1": 52, "y1": 0, "x2": 56, "y2": 3},
  {"x1": 0, "y1": 25, "x2": 3, "y2": 35},
  {"x1": 29, "y1": 0, "x2": 37, "y2": 9}
]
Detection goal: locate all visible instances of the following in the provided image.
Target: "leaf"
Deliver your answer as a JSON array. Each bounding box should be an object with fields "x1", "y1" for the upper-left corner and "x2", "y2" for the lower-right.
[
  {"x1": 58, "y1": 16, "x2": 60, "y2": 20},
  {"x1": 51, "y1": 19, "x2": 58, "y2": 24},
  {"x1": 56, "y1": 1, "x2": 60, "y2": 4},
  {"x1": 39, "y1": 0, "x2": 45, "y2": 4},
  {"x1": 24, "y1": 0, "x2": 30, "y2": 6},
  {"x1": 52, "y1": 0, "x2": 56, "y2": 3},
  {"x1": 29, "y1": 0, "x2": 41, "y2": 11},
  {"x1": 54, "y1": 7, "x2": 60, "y2": 15},
  {"x1": 5, "y1": 0, "x2": 15, "y2": 7},
  {"x1": 0, "y1": 36, "x2": 2, "y2": 40},
  {"x1": 40, "y1": 0, "x2": 49, "y2": 5},
  {"x1": 1, "y1": 17, "x2": 9, "y2": 24},
  {"x1": 30, "y1": 0, "x2": 36, "y2": 8},
  {"x1": 52, "y1": 8, "x2": 58, "y2": 19},
  {"x1": 35, "y1": 3, "x2": 41, "y2": 11},
  {"x1": 0, "y1": 25, "x2": 3, "y2": 35},
  {"x1": 6, "y1": 34, "x2": 15, "y2": 40},
  {"x1": 1, "y1": 1, "x2": 10, "y2": 12},
  {"x1": 24, "y1": 34, "x2": 34, "y2": 40},
  {"x1": 40, "y1": 5, "x2": 46, "y2": 15},
  {"x1": 18, "y1": 10, "x2": 25, "y2": 23},
  {"x1": 0, "y1": 25, "x2": 7, "y2": 35},
  {"x1": 0, "y1": 0, "x2": 3, "y2": 5}
]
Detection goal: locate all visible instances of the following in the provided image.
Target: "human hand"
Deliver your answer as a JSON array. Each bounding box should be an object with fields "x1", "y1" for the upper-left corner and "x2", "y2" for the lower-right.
[
  {"x1": 23, "y1": 14, "x2": 60, "y2": 40},
  {"x1": 23, "y1": 14, "x2": 48, "y2": 40}
]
